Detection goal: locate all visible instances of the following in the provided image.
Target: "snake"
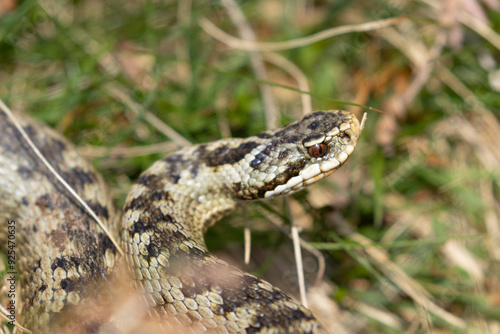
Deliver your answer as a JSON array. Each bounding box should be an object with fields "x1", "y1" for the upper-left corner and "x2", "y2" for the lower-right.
[{"x1": 0, "y1": 109, "x2": 360, "y2": 333}]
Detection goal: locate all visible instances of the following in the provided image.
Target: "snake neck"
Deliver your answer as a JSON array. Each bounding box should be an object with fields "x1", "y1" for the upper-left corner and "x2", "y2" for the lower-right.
[{"x1": 123, "y1": 152, "x2": 239, "y2": 248}]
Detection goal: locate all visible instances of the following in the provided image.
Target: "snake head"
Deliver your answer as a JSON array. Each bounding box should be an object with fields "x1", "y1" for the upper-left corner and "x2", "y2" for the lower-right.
[{"x1": 231, "y1": 110, "x2": 361, "y2": 200}]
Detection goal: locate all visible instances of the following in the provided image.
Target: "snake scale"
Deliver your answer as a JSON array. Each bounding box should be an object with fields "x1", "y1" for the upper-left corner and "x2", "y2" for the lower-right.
[{"x1": 0, "y1": 109, "x2": 360, "y2": 333}]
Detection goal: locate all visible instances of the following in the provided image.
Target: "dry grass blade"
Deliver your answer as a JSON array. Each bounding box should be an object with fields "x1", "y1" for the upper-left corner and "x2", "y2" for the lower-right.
[
  {"x1": 351, "y1": 300, "x2": 403, "y2": 330},
  {"x1": 286, "y1": 197, "x2": 308, "y2": 307},
  {"x1": 199, "y1": 16, "x2": 406, "y2": 52},
  {"x1": 106, "y1": 84, "x2": 191, "y2": 147},
  {"x1": 0, "y1": 99, "x2": 124, "y2": 256},
  {"x1": 459, "y1": 10, "x2": 500, "y2": 50},
  {"x1": 380, "y1": 25, "x2": 447, "y2": 105},
  {"x1": 242, "y1": 207, "x2": 252, "y2": 265},
  {"x1": 254, "y1": 205, "x2": 326, "y2": 287},
  {"x1": 200, "y1": 14, "x2": 313, "y2": 117},
  {"x1": 244, "y1": 226, "x2": 251, "y2": 265},
  {"x1": 420, "y1": 0, "x2": 500, "y2": 50},
  {"x1": 263, "y1": 52, "x2": 312, "y2": 115},
  {"x1": 0, "y1": 305, "x2": 31, "y2": 333},
  {"x1": 221, "y1": 0, "x2": 279, "y2": 128},
  {"x1": 291, "y1": 225, "x2": 308, "y2": 307},
  {"x1": 436, "y1": 66, "x2": 500, "y2": 167},
  {"x1": 350, "y1": 233, "x2": 466, "y2": 329}
]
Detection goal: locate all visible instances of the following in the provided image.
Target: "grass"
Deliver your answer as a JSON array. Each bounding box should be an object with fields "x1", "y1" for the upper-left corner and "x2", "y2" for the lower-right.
[{"x1": 1, "y1": 0, "x2": 500, "y2": 333}]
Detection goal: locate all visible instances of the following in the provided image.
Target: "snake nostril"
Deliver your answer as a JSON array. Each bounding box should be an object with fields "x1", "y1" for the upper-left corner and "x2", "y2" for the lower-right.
[{"x1": 339, "y1": 132, "x2": 352, "y2": 144}]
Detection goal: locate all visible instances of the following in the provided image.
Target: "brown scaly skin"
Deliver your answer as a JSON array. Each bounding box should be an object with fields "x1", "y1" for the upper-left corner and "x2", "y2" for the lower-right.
[
  {"x1": 0, "y1": 110, "x2": 360, "y2": 333},
  {"x1": 0, "y1": 112, "x2": 119, "y2": 331}
]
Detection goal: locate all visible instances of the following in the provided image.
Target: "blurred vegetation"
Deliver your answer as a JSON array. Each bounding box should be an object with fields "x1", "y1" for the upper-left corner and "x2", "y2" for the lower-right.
[{"x1": 1, "y1": 0, "x2": 500, "y2": 332}]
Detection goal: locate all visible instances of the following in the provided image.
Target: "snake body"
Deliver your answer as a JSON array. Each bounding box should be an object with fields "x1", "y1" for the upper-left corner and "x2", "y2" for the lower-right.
[{"x1": 0, "y1": 110, "x2": 360, "y2": 333}]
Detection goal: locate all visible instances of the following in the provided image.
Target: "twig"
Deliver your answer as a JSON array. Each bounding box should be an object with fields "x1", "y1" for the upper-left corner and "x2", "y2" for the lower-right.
[{"x1": 200, "y1": 16, "x2": 406, "y2": 52}]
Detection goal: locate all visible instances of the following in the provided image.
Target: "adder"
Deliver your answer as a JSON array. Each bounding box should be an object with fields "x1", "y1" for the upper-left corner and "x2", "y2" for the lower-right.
[{"x1": 0, "y1": 109, "x2": 360, "y2": 333}]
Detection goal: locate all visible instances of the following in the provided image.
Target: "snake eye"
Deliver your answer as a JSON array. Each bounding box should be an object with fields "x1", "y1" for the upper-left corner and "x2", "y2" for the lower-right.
[{"x1": 308, "y1": 143, "x2": 328, "y2": 157}]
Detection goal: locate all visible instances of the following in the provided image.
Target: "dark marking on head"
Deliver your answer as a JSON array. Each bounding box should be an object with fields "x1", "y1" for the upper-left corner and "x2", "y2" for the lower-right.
[
  {"x1": 221, "y1": 299, "x2": 238, "y2": 313},
  {"x1": 254, "y1": 152, "x2": 266, "y2": 162},
  {"x1": 188, "y1": 164, "x2": 199, "y2": 178},
  {"x1": 303, "y1": 111, "x2": 325, "y2": 120},
  {"x1": 32, "y1": 133, "x2": 68, "y2": 163},
  {"x1": 308, "y1": 121, "x2": 320, "y2": 130},
  {"x1": 282, "y1": 134, "x2": 299, "y2": 143}
]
